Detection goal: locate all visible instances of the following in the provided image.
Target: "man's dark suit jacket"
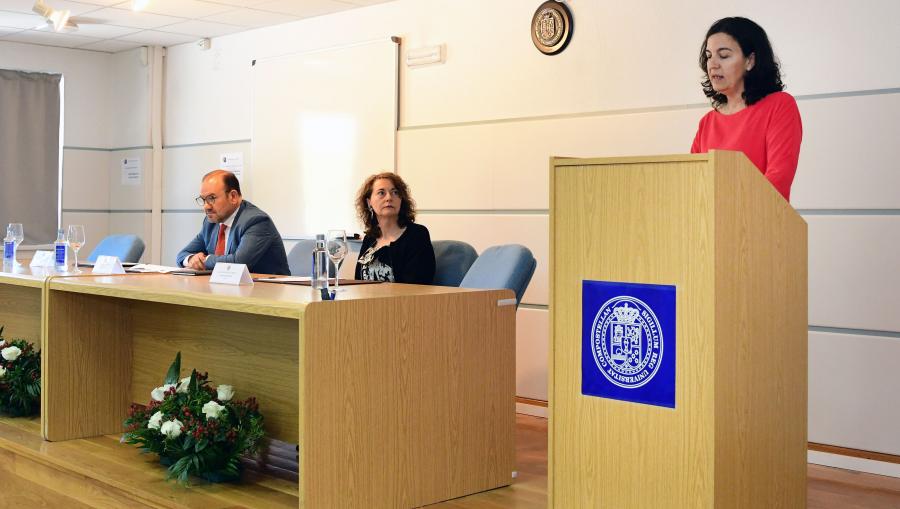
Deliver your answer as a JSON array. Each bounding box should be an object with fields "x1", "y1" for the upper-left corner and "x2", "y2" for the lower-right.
[{"x1": 176, "y1": 200, "x2": 290, "y2": 275}]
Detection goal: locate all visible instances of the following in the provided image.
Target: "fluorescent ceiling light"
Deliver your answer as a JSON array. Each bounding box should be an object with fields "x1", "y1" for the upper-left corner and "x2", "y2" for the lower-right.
[{"x1": 133, "y1": 0, "x2": 151, "y2": 12}]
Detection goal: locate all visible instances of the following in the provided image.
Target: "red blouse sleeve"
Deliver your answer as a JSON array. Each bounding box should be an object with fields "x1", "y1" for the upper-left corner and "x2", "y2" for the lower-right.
[{"x1": 764, "y1": 94, "x2": 803, "y2": 201}]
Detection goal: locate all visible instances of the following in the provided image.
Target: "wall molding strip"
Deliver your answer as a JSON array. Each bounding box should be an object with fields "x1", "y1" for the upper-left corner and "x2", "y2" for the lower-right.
[
  {"x1": 798, "y1": 209, "x2": 900, "y2": 215},
  {"x1": 809, "y1": 325, "x2": 900, "y2": 339},
  {"x1": 419, "y1": 209, "x2": 549, "y2": 215},
  {"x1": 64, "y1": 145, "x2": 153, "y2": 151},
  {"x1": 163, "y1": 139, "x2": 251, "y2": 149},
  {"x1": 401, "y1": 87, "x2": 900, "y2": 131},
  {"x1": 62, "y1": 209, "x2": 152, "y2": 213}
]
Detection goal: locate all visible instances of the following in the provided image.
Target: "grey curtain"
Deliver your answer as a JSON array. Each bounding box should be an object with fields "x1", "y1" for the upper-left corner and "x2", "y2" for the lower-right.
[{"x1": 0, "y1": 69, "x2": 61, "y2": 245}]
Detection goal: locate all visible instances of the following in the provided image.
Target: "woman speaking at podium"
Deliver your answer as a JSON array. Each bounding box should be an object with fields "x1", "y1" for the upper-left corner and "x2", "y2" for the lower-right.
[{"x1": 691, "y1": 17, "x2": 802, "y2": 201}]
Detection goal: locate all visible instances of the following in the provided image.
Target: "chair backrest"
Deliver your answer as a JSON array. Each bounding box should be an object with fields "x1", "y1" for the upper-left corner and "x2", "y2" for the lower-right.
[
  {"x1": 432, "y1": 240, "x2": 478, "y2": 286},
  {"x1": 287, "y1": 239, "x2": 318, "y2": 277},
  {"x1": 87, "y1": 234, "x2": 145, "y2": 263},
  {"x1": 459, "y1": 244, "x2": 536, "y2": 306}
]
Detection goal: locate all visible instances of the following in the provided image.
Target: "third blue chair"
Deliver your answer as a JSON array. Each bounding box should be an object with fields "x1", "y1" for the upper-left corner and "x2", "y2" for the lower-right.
[{"x1": 459, "y1": 244, "x2": 536, "y2": 307}]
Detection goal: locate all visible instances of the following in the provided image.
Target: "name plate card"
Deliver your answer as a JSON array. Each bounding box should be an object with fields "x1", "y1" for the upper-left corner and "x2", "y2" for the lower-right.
[
  {"x1": 92, "y1": 255, "x2": 126, "y2": 275},
  {"x1": 29, "y1": 250, "x2": 55, "y2": 268},
  {"x1": 209, "y1": 262, "x2": 253, "y2": 286}
]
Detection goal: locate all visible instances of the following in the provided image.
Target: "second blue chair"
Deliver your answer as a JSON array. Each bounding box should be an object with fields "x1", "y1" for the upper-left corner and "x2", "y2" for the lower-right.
[
  {"x1": 432, "y1": 240, "x2": 478, "y2": 286},
  {"x1": 459, "y1": 244, "x2": 536, "y2": 307}
]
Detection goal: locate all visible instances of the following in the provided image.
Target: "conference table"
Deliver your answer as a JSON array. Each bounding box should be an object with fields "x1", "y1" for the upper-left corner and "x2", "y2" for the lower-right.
[{"x1": 0, "y1": 265, "x2": 516, "y2": 508}]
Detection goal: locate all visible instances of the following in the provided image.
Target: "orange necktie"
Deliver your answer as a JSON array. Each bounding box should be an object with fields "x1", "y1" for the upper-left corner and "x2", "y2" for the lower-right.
[{"x1": 215, "y1": 224, "x2": 227, "y2": 256}]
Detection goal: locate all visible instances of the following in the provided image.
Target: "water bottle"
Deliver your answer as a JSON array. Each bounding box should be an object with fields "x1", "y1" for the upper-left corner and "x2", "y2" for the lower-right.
[
  {"x1": 2, "y1": 227, "x2": 14, "y2": 266},
  {"x1": 312, "y1": 234, "x2": 329, "y2": 290},
  {"x1": 54, "y1": 228, "x2": 67, "y2": 272}
]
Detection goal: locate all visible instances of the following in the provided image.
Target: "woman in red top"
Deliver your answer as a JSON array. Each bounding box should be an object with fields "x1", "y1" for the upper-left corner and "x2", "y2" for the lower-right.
[{"x1": 691, "y1": 17, "x2": 802, "y2": 201}]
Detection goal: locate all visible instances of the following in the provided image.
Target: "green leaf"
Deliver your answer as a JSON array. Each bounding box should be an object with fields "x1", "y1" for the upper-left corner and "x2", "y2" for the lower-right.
[
  {"x1": 164, "y1": 352, "x2": 181, "y2": 385},
  {"x1": 195, "y1": 438, "x2": 208, "y2": 452},
  {"x1": 189, "y1": 370, "x2": 198, "y2": 393}
]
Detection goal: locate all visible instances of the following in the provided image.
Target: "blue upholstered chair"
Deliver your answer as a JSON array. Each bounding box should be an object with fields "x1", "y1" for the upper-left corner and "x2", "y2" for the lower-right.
[
  {"x1": 287, "y1": 239, "x2": 318, "y2": 277},
  {"x1": 459, "y1": 244, "x2": 536, "y2": 306},
  {"x1": 432, "y1": 240, "x2": 478, "y2": 286},
  {"x1": 86, "y1": 234, "x2": 145, "y2": 263}
]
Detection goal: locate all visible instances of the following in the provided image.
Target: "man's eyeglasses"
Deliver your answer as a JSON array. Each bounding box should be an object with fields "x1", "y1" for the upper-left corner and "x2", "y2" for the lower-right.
[{"x1": 195, "y1": 194, "x2": 218, "y2": 207}]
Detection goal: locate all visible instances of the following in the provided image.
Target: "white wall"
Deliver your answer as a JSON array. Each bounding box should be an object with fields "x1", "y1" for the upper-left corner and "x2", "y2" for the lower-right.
[
  {"x1": 11, "y1": 0, "x2": 889, "y2": 466},
  {"x1": 0, "y1": 43, "x2": 152, "y2": 260}
]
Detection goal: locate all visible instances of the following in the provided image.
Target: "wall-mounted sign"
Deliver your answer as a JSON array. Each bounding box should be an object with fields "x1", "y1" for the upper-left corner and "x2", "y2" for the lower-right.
[
  {"x1": 531, "y1": 1, "x2": 573, "y2": 55},
  {"x1": 582, "y1": 280, "x2": 676, "y2": 408}
]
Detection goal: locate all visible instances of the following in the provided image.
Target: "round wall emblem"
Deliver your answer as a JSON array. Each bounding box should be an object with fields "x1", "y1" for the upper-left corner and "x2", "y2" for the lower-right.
[
  {"x1": 589, "y1": 296, "x2": 664, "y2": 389},
  {"x1": 531, "y1": 1, "x2": 573, "y2": 55}
]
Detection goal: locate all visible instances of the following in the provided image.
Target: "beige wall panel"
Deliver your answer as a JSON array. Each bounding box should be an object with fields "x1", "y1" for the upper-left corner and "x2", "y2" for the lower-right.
[
  {"x1": 419, "y1": 213, "x2": 548, "y2": 306},
  {"x1": 162, "y1": 143, "x2": 252, "y2": 210},
  {"x1": 108, "y1": 48, "x2": 151, "y2": 150},
  {"x1": 809, "y1": 331, "x2": 900, "y2": 455},
  {"x1": 516, "y1": 307, "x2": 548, "y2": 401},
  {"x1": 808, "y1": 215, "x2": 900, "y2": 332},
  {"x1": 792, "y1": 93, "x2": 900, "y2": 209},
  {"x1": 108, "y1": 149, "x2": 152, "y2": 210},
  {"x1": 161, "y1": 212, "x2": 204, "y2": 266},
  {"x1": 62, "y1": 149, "x2": 110, "y2": 210},
  {"x1": 399, "y1": 109, "x2": 701, "y2": 210},
  {"x1": 61, "y1": 212, "x2": 109, "y2": 256},
  {"x1": 108, "y1": 212, "x2": 151, "y2": 263}
]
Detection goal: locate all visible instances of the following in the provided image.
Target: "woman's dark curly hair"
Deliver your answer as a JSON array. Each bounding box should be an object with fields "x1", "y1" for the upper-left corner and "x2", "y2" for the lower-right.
[
  {"x1": 699, "y1": 17, "x2": 784, "y2": 109},
  {"x1": 355, "y1": 172, "x2": 417, "y2": 238}
]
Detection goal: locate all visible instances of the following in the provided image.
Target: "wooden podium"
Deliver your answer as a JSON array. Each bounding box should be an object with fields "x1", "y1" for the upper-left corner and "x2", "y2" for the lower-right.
[{"x1": 549, "y1": 151, "x2": 808, "y2": 508}]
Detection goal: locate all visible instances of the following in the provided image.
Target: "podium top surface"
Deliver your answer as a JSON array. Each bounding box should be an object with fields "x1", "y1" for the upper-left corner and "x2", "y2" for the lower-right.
[
  {"x1": 45, "y1": 273, "x2": 495, "y2": 319},
  {"x1": 552, "y1": 153, "x2": 712, "y2": 168}
]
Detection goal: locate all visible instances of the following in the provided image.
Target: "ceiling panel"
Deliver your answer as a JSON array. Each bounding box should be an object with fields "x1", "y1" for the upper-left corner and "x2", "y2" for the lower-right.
[
  {"x1": 155, "y1": 19, "x2": 243, "y2": 38},
  {"x1": 3, "y1": 28, "x2": 99, "y2": 47},
  {"x1": 0, "y1": 0, "x2": 398, "y2": 52},
  {"x1": 201, "y1": 7, "x2": 296, "y2": 28}
]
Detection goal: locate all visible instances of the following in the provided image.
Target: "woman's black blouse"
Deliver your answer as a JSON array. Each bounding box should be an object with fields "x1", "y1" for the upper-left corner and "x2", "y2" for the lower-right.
[{"x1": 354, "y1": 222, "x2": 435, "y2": 284}]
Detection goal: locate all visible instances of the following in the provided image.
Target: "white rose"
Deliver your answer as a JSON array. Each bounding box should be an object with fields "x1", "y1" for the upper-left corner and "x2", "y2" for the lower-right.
[
  {"x1": 147, "y1": 411, "x2": 163, "y2": 430},
  {"x1": 160, "y1": 419, "x2": 183, "y2": 439},
  {"x1": 1, "y1": 345, "x2": 21, "y2": 361},
  {"x1": 0, "y1": 366, "x2": 5, "y2": 378},
  {"x1": 151, "y1": 384, "x2": 175, "y2": 402},
  {"x1": 216, "y1": 385, "x2": 234, "y2": 402},
  {"x1": 176, "y1": 376, "x2": 191, "y2": 394},
  {"x1": 202, "y1": 400, "x2": 225, "y2": 420}
]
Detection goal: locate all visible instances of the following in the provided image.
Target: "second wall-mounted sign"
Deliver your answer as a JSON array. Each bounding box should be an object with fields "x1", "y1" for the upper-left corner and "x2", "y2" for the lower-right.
[{"x1": 531, "y1": 1, "x2": 573, "y2": 55}]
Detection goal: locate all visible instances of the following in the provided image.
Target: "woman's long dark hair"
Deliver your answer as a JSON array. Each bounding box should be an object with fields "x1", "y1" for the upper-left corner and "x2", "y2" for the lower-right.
[
  {"x1": 699, "y1": 17, "x2": 784, "y2": 108},
  {"x1": 355, "y1": 172, "x2": 417, "y2": 238}
]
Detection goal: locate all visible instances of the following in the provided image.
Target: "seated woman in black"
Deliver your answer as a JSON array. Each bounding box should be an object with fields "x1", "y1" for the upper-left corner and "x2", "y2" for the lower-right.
[{"x1": 354, "y1": 172, "x2": 435, "y2": 284}]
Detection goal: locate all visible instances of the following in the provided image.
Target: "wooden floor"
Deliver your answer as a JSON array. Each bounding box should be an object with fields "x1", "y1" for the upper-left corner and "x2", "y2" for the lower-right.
[
  {"x1": 4, "y1": 412, "x2": 900, "y2": 507},
  {"x1": 429, "y1": 414, "x2": 900, "y2": 509}
]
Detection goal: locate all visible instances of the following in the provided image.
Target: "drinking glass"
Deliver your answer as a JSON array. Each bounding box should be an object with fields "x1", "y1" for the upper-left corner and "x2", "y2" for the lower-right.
[
  {"x1": 67, "y1": 225, "x2": 86, "y2": 274},
  {"x1": 8, "y1": 223, "x2": 23, "y2": 264},
  {"x1": 325, "y1": 229, "x2": 348, "y2": 291}
]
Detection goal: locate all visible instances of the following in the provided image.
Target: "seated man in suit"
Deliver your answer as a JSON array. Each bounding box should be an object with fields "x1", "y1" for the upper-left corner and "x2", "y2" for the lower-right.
[{"x1": 177, "y1": 169, "x2": 290, "y2": 275}]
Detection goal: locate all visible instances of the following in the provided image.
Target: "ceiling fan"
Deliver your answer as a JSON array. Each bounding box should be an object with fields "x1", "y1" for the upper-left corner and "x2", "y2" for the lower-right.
[
  {"x1": 32, "y1": 0, "x2": 76, "y2": 32},
  {"x1": 32, "y1": 0, "x2": 151, "y2": 32}
]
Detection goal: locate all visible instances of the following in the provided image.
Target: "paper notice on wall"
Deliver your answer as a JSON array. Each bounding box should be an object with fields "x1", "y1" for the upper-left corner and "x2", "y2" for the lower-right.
[
  {"x1": 220, "y1": 152, "x2": 244, "y2": 181},
  {"x1": 121, "y1": 157, "x2": 142, "y2": 186}
]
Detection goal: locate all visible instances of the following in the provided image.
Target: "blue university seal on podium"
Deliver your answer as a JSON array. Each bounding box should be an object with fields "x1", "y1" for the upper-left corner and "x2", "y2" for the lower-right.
[
  {"x1": 590, "y1": 296, "x2": 663, "y2": 389},
  {"x1": 582, "y1": 280, "x2": 676, "y2": 408}
]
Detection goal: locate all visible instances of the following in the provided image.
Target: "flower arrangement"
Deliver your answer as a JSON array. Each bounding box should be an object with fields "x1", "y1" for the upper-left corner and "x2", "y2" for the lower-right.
[
  {"x1": 0, "y1": 326, "x2": 41, "y2": 417},
  {"x1": 122, "y1": 352, "x2": 265, "y2": 484}
]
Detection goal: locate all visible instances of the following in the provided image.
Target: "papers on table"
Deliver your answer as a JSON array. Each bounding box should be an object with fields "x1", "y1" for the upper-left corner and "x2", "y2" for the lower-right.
[
  {"x1": 254, "y1": 276, "x2": 312, "y2": 282},
  {"x1": 129, "y1": 264, "x2": 211, "y2": 275}
]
